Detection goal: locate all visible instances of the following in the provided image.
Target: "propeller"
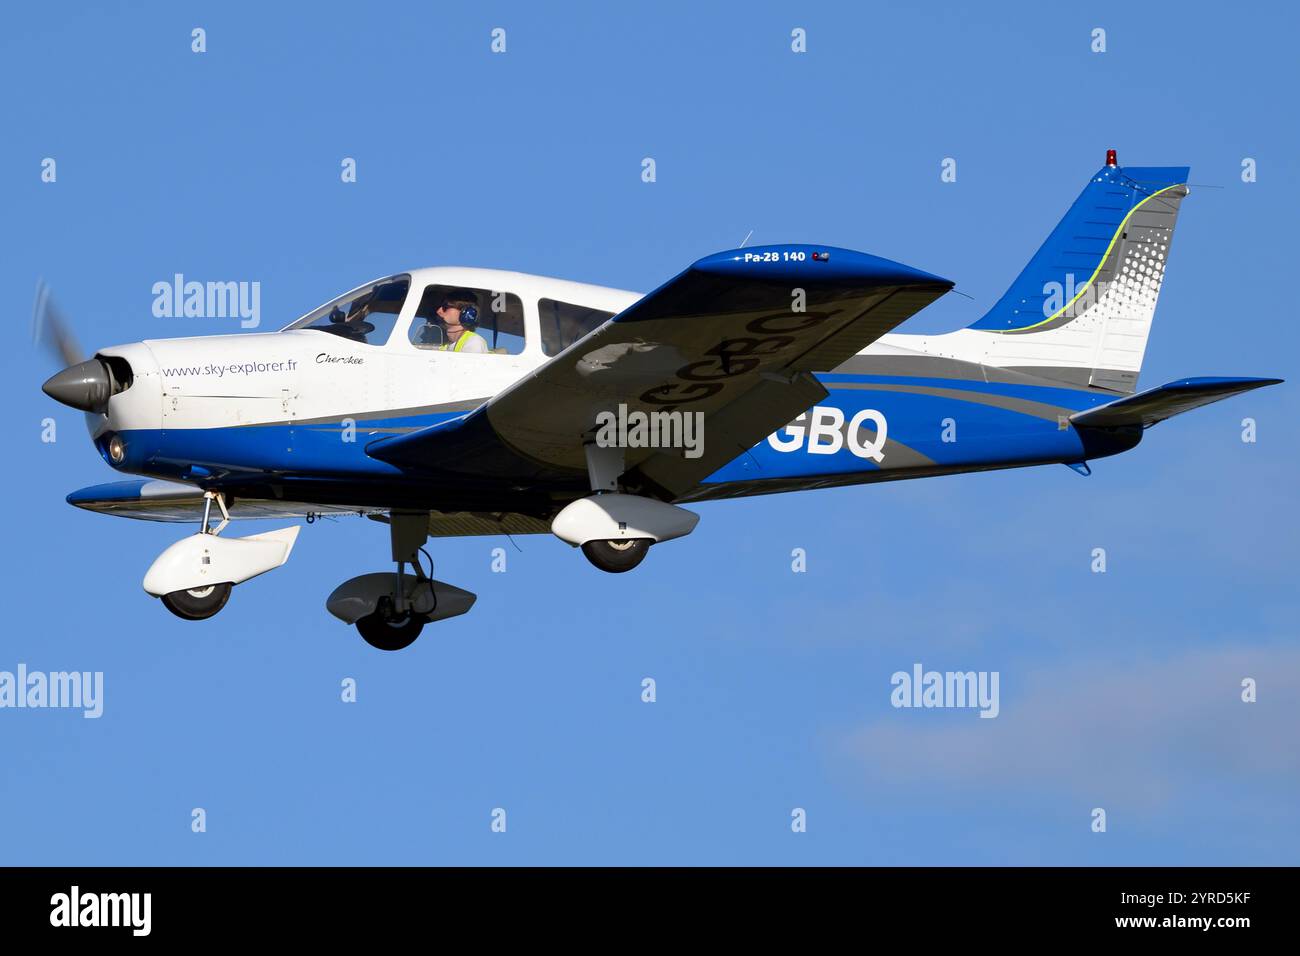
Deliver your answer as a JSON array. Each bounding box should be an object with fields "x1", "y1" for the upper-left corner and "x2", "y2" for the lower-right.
[
  {"x1": 32, "y1": 278, "x2": 85, "y2": 367},
  {"x1": 33, "y1": 279, "x2": 116, "y2": 414}
]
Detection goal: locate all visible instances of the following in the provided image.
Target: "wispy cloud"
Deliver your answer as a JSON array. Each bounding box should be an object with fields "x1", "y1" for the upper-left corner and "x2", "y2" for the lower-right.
[{"x1": 837, "y1": 644, "x2": 1300, "y2": 809}]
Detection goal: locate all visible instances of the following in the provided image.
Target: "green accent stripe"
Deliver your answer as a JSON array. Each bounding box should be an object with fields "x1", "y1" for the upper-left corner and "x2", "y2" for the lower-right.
[{"x1": 995, "y1": 184, "x2": 1184, "y2": 333}]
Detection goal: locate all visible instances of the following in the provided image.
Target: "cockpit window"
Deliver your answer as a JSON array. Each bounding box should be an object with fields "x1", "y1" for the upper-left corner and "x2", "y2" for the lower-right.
[
  {"x1": 282, "y1": 275, "x2": 411, "y2": 346},
  {"x1": 539, "y1": 298, "x2": 614, "y2": 356},
  {"x1": 408, "y1": 285, "x2": 526, "y2": 354}
]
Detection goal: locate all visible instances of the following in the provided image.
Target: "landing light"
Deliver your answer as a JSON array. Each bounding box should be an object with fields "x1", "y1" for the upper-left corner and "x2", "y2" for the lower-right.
[{"x1": 108, "y1": 435, "x2": 126, "y2": 464}]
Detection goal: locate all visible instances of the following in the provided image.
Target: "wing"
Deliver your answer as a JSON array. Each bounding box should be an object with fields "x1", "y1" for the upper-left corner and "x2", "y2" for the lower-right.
[
  {"x1": 66, "y1": 480, "x2": 370, "y2": 522},
  {"x1": 368, "y1": 244, "x2": 952, "y2": 498},
  {"x1": 66, "y1": 480, "x2": 553, "y2": 537}
]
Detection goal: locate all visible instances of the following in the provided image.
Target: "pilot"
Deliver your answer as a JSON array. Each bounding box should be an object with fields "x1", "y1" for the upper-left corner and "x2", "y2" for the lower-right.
[{"x1": 432, "y1": 292, "x2": 488, "y2": 354}]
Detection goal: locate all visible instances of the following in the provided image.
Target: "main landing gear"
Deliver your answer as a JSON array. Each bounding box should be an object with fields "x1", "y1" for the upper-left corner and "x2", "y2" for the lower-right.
[
  {"x1": 143, "y1": 491, "x2": 300, "y2": 621},
  {"x1": 551, "y1": 441, "x2": 700, "y2": 574},
  {"x1": 159, "y1": 492, "x2": 232, "y2": 620}
]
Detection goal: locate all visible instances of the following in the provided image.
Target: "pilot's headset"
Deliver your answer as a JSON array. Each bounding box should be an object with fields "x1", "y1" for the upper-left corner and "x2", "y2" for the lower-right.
[{"x1": 440, "y1": 293, "x2": 479, "y2": 332}]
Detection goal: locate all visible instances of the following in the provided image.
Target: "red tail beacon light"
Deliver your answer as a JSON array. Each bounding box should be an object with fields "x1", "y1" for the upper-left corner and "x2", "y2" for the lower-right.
[{"x1": 1106, "y1": 148, "x2": 1118, "y2": 167}]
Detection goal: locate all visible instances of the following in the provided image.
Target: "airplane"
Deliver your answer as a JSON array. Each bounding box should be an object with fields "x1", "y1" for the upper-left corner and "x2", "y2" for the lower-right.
[{"x1": 37, "y1": 150, "x2": 1281, "y2": 650}]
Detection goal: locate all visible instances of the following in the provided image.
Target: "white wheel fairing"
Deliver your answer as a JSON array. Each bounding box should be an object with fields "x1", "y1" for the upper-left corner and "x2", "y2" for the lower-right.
[
  {"x1": 142, "y1": 526, "x2": 300, "y2": 596},
  {"x1": 551, "y1": 494, "x2": 699, "y2": 548}
]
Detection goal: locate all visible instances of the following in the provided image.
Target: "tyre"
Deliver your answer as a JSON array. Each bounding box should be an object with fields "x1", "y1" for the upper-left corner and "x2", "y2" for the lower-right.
[
  {"x1": 160, "y1": 582, "x2": 233, "y2": 620},
  {"x1": 581, "y1": 538, "x2": 651, "y2": 573},
  {"x1": 356, "y1": 609, "x2": 425, "y2": 651}
]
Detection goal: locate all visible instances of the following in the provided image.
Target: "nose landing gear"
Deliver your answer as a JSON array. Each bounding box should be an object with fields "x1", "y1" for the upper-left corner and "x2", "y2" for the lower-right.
[{"x1": 325, "y1": 512, "x2": 478, "y2": 650}]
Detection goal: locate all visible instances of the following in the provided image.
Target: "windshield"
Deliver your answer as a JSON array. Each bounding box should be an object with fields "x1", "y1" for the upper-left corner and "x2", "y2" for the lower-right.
[{"x1": 281, "y1": 275, "x2": 411, "y2": 346}]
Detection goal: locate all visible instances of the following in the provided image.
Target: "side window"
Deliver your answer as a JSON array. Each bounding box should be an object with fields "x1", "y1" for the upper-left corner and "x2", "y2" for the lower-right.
[
  {"x1": 409, "y1": 285, "x2": 526, "y2": 355},
  {"x1": 539, "y1": 298, "x2": 614, "y2": 356}
]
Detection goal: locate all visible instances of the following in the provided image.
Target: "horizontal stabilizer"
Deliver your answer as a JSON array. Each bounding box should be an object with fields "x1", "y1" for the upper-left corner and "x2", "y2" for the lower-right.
[{"x1": 1069, "y1": 377, "x2": 1282, "y2": 429}]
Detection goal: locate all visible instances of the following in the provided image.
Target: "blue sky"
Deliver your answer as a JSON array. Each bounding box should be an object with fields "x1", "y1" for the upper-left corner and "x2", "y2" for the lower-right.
[{"x1": 1, "y1": 0, "x2": 1296, "y2": 865}]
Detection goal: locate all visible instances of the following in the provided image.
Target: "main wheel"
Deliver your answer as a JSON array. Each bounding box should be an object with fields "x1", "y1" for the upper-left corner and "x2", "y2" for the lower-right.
[
  {"x1": 581, "y1": 538, "x2": 651, "y2": 573},
  {"x1": 160, "y1": 582, "x2": 232, "y2": 621},
  {"x1": 356, "y1": 607, "x2": 425, "y2": 651}
]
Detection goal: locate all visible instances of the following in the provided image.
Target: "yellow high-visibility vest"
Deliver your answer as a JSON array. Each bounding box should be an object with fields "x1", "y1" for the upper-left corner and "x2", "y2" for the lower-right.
[{"x1": 439, "y1": 331, "x2": 484, "y2": 352}]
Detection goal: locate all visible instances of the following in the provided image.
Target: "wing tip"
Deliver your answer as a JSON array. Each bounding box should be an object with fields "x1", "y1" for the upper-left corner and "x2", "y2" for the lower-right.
[
  {"x1": 1164, "y1": 376, "x2": 1284, "y2": 391},
  {"x1": 692, "y1": 244, "x2": 952, "y2": 288}
]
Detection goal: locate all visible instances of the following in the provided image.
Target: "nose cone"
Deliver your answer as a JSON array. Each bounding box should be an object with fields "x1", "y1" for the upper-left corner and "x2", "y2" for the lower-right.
[{"x1": 42, "y1": 359, "x2": 112, "y2": 413}]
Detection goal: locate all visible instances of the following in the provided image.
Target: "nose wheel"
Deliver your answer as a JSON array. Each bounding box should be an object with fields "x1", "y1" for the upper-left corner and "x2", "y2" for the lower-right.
[{"x1": 355, "y1": 596, "x2": 426, "y2": 651}]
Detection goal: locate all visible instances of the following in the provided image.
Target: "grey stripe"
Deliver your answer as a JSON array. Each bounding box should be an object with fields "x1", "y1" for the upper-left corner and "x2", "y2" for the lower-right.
[
  {"x1": 1001, "y1": 365, "x2": 1130, "y2": 392},
  {"x1": 675, "y1": 457, "x2": 1058, "y2": 504},
  {"x1": 235, "y1": 399, "x2": 487, "y2": 428},
  {"x1": 830, "y1": 381, "x2": 1073, "y2": 422},
  {"x1": 304, "y1": 426, "x2": 426, "y2": 435},
  {"x1": 830, "y1": 353, "x2": 1096, "y2": 389}
]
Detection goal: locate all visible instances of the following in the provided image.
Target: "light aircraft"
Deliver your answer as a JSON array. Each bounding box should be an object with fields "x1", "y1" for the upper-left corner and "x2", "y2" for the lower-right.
[{"x1": 37, "y1": 151, "x2": 1280, "y2": 649}]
